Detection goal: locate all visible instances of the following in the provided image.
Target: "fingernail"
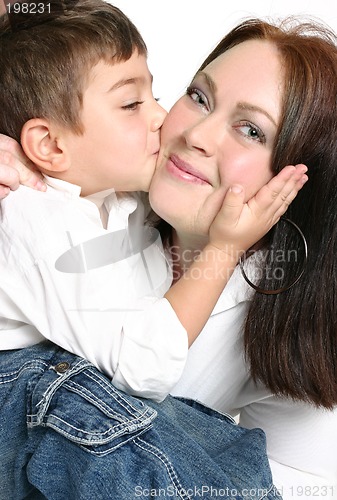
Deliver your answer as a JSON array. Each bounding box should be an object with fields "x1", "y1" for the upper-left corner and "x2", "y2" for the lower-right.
[
  {"x1": 297, "y1": 164, "x2": 308, "y2": 173},
  {"x1": 230, "y1": 185, "x2": 243, "y2": 194}
]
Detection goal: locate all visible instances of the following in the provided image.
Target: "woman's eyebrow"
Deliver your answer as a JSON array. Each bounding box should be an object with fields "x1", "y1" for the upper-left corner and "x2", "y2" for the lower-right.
[
  {"x1": 194, "y1": 72, "x2": 277, "y2": 127},
  {"x1": 193, "y1": 71, "x2": 217, "y2": 94},
  {"x1": 236, "y1": 102, "x2": 277, "y2": 127}
]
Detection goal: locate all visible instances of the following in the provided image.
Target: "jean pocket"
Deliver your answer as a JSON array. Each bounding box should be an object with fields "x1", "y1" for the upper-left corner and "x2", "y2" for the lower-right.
[{"x1": 28, "y1": 358, "x2": 157, "y2": 456}]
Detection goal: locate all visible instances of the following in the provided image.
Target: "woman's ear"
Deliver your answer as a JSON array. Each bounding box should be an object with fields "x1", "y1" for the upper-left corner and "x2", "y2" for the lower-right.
[{"x1": 21, "y1": 118, "x2": 71, "y2": 173}]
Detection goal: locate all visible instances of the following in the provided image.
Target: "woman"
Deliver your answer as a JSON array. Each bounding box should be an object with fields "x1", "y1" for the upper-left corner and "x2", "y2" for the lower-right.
[
  {"x1": 1, "y1": 16, "x2": 336, "y2": 499},
  {"x1": 150, "y1": 18, "x2": 337, "y2": 498}
]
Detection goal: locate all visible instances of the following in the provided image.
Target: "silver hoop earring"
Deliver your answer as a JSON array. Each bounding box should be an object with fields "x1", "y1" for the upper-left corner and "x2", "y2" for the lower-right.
[{"x1": 239, "y1": 217, "x2": 308, "y2": 295}]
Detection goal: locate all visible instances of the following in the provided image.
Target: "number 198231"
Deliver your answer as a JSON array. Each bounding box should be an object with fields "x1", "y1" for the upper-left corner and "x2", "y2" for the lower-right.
[
  {"x1": 6, "y1": 3, "x2": 51, "y2": 14},
  {"x1": 289, "y1": 486, "x2": 335, "y2": 497}
]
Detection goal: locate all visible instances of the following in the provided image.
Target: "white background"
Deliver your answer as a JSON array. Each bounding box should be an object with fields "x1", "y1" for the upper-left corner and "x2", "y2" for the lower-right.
[{"x1": 109, "y1": 0, "x2": 337, "y2": 111}]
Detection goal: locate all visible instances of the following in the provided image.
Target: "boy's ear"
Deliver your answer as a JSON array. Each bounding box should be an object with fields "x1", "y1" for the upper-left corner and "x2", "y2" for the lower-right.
[{"x1": 21, "y1": 118, "x2": 71, "y2": 173}]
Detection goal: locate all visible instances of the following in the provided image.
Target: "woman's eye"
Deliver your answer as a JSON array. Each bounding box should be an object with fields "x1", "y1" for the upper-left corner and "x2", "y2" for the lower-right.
[
  {"x1": 234, "y1": 122, "x2": 266, "y2": 144},
  {"x1": 186, "y1": 87, "x2": 209, "y2": 110},
  {"x1": 122, "y1": 100, "x2": 144, "y2": 111}
]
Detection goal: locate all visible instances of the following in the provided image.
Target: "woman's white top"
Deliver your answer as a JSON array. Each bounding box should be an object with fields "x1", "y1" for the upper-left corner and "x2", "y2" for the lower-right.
[{"x1": 171, "y1": 266, "x2": 337, "y2": 500}]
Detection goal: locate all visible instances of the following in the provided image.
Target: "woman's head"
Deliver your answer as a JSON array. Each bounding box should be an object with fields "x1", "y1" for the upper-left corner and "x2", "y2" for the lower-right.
[
  {"x1": 151, "y1": 17, "x2": 337, "y2": 242},
  {"x1": 151, "y1": 35, "x2": 284, "y2": 239}
]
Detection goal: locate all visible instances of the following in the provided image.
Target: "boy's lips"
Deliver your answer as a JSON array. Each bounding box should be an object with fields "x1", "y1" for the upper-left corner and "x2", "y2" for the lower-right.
[{"x1": 167, "y1": 154, "x2": 212, "y2": 185}]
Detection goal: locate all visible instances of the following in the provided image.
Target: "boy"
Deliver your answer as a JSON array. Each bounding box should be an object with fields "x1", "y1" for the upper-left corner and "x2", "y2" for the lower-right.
[{"x1": 0, "y1": 0, "x2": 305, "y2": 402}]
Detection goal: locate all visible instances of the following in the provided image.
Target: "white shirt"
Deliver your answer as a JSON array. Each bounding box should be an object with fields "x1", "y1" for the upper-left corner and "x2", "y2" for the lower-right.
[
  {"x1": 0, "y1": 176, "x2": 188, "y2": 401},
  {"x1": 171, "y1": 266, "x2": 337, "y2": 500}
]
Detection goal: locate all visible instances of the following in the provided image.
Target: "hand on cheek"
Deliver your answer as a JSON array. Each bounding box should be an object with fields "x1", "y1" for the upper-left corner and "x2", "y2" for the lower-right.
[{"x1": 208, "y1": 163, "x2": 308, "y2": 260}]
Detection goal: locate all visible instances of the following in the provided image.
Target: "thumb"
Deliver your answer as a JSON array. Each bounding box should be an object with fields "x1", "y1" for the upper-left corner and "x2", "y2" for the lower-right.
[{"x1": 218, "y1": 185, "x2": 245, "y2": 224}]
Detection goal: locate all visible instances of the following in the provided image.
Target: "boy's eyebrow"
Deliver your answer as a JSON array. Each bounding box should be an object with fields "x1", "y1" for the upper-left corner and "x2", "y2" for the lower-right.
[
  {"x1": 108, "y1": 74, "x2": 153, "y2": 93},
  {"x1": 194, "y1": 71, "x2": 277, "y2": 127}
]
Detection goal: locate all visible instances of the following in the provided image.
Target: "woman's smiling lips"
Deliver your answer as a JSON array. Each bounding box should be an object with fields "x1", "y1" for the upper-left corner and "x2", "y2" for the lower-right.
[{"x1": 166, "y1": 154, "x2": 212, "y2": 185}]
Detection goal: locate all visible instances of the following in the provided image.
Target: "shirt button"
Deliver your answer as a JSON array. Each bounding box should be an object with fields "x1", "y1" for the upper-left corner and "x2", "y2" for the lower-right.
[{"x1": 54, "y1": 362, "x2": 70, "y2": 374}]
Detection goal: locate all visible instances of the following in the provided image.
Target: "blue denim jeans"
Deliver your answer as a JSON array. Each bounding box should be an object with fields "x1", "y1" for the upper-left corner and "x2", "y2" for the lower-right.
[{"x1": 0, "y1": 342, "x2": 282, "y2": 500}]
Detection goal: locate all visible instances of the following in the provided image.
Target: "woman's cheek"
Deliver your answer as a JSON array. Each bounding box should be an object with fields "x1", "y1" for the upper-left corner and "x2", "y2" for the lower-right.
[{"x1": 161, "y1": 103, "x2": 189, "y2": 141}]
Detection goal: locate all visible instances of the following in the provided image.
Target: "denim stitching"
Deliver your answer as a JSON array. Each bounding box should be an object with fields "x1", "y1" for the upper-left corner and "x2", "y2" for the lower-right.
[
  {"x1": 134, "y1": 437, "x2": 192, "y2": 500},
  {"x1": 64, "y1": 380, "x2": 156, "y2": 434},
  {"x1": 38, "y1": 395, "x2": 156, "y2": 443},
  {"x1": 64, "y1": 377, "x2": 155, "y2": 428},
  {"x1": 0, "y1": 360, "x2": 48, "y2": 384},
  {"x1": 75, "y1": 431, "x2": 150, "y2": 456},
  {"x1": 78, "y1": 369, "x2": 145, "y2": 417},
  {"x1": 83, "y1": 369, "x2": 151, "y2": 417},
  {"x1": 63, "y1": 379, "x2": 129, "y2": 422},
  {"x1": 39, "y1": 414, "x2": 149, "y2": 443},
  {"x1": 39, "y1": 416, "x2": 153, "y2": 454},
  {"x1": 35, "y1": 359, "x2": 91, "y2": 409},
  {"x1": 26, "y1": 359, "x2": 92, "y2": 424}
]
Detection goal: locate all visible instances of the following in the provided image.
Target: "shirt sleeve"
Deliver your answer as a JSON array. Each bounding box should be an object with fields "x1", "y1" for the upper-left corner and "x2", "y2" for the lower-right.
[
  {"x1": 0, "y1": 191, "x2": 188, "y2": 402},
  {"x1": 108, "y1": 297, "x2": 188, "y2": 401}
]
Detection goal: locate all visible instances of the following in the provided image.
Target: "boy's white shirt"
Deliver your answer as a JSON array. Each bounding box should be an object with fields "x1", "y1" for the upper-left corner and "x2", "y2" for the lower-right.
[{"x1": 0, "y1": 175, "x2": 188, "y2": 401}]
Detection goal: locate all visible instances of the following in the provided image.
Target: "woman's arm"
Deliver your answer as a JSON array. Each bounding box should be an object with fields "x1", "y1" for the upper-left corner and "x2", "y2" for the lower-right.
[{"x1": 0, "y1": 134, "x2": 46, "y2": 198}]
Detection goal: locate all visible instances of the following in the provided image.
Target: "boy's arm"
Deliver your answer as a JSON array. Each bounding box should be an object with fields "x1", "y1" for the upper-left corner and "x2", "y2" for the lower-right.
[
  {"x1": 0, "y1": 134, "x2": 46, "y2": 198},
  {"x1": 165, "y1": 164, "x2": 308, "y2": 346}
]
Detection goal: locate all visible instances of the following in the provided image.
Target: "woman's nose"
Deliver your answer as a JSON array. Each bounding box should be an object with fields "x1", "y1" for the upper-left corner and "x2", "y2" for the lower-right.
[
  {"x1": 150, "y1": 101, "x2": 167, "y2": 132},
  {"x1": 183, "y1": 117, "x2": 218, "y2": 156}
]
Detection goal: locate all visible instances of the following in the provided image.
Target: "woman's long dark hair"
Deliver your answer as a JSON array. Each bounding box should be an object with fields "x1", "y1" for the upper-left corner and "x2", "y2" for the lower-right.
[{"x1": 199, "y1": 18, "x2": 337, "y2": 408}]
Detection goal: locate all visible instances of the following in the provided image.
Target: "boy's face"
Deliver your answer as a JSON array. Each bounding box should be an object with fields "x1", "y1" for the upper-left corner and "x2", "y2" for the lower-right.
[{"x1": 63, "y1": 52, "x2": 166, "y2": 196}]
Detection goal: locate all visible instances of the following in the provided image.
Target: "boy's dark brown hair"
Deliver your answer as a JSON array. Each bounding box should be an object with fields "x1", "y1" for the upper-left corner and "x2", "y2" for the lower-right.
[{"x1": 0, "y1": 0, "x2": 147, "y2": 142}]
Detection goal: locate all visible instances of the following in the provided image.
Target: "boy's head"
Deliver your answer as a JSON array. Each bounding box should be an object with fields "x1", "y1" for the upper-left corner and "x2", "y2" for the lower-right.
[{"x1": 0, "y1": 0, "x2": 166, "y2": 195}]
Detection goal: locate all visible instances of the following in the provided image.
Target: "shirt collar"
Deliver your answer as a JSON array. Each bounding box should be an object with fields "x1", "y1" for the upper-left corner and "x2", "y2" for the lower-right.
[
  {"x1": 43, "y1": 174, "x2": 140, "y2": 230},
  {"x1": 85, "y1": 189, "x2": 117, "y2": 210},
  {"x1": 107, "y1": 192, "x2": 139, "y2": 217},
  {"x1": 43, "y1": 174, "x2": 82, "y2": 198},
  {"x1": 43, "y1": 174, "x2": 138, "y2": 215}
]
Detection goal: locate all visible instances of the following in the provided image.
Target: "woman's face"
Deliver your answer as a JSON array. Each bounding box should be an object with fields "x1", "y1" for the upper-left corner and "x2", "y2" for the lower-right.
[{"x1": 150, "y1": 40, "x2": 284, "y2": 238}]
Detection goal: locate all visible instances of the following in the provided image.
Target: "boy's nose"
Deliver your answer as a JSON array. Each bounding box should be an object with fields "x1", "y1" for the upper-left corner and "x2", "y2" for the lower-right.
[{"x1": 151, "y1": 101, "x2": 167, "y2": 132}]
